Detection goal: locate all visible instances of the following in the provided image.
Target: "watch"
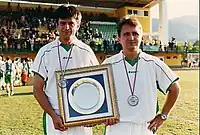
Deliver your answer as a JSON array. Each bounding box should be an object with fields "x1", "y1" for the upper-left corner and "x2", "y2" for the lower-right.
[{"x1": 160, "y1": 113, "x2": 167, "y2": 120}]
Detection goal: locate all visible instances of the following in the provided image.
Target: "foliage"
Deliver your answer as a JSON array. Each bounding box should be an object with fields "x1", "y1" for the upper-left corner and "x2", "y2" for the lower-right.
[
  {"x1": 193, "y1": 40, "x2": 199, "y2": 46},
  {"x1": 177, "y1": 41, "x2": 199, "y2": 52},
  {"x1": 191, "y1": 40, "x2": 200, "y2": 52}
]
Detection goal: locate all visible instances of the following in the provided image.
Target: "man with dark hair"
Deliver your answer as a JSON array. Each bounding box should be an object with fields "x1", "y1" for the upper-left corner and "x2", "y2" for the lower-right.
[
  {"x1": 32, "y1": 5, "x2": 99, "y2": 135},
  {"x1": 102, "y1": 17, "x2": 180, "y2": 135}
]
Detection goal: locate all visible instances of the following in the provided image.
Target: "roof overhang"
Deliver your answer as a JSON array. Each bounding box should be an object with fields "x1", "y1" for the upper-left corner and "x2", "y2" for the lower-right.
[{"x1": 5, "y1": 0, "x2": 159, "y2": 9}]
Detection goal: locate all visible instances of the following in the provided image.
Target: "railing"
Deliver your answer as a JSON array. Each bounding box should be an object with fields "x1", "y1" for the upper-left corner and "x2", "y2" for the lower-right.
[{"x1": 0, "y1": 44, "x2": 199, "y2": 54}]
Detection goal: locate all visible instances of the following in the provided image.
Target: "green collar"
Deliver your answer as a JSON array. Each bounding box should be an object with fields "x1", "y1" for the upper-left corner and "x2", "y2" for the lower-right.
[
  {"x1": 60, "y1": 43, "x2": 73, "y2": 52},
  {"x1": 125, "y1": 57, "x2": 138, "y2": 66}
]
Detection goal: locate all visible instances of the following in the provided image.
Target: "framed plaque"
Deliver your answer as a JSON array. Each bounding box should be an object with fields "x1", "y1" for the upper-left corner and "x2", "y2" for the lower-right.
[{"x1": 55, "y1": 64, "x2": 119, "y2": 127}]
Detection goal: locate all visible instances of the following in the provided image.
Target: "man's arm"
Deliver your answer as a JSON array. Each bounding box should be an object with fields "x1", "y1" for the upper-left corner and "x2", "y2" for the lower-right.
[
  {"x1": 160, "y1": 81, "x2": 180, "y2": 116},
  {"x1": 33, "y1": 74, "x2": 67, "y2": 131},
  {"x1": 148, "y1": 81, "x2": 181, "y2": 132}
]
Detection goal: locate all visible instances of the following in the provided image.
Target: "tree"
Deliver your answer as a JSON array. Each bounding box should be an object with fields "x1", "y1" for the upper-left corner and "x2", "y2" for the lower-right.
[
  {"x1": 191, "y1": 40, "x2": 200, "y2": 52},
  {"x1": 193, "y1": 40, "x2": 199, "y2": 46}
]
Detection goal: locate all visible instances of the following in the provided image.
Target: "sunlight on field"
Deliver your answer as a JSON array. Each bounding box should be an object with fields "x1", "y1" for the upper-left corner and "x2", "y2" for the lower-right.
[
  {"x1": 157, "y1": 70, "x2": 199, "y2": 135},
  {"x1": 0, "y1": 70, "x2": 199, "y2": 135}
]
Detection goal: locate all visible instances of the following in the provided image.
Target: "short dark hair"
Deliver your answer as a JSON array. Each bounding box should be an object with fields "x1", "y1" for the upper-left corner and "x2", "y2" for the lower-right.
[
  {"x1": 117, "y1": 17, "x2": 143, "y2": 37},
  {"x1": 55, "y1": 5, "x2": 80, "y2": 21}
]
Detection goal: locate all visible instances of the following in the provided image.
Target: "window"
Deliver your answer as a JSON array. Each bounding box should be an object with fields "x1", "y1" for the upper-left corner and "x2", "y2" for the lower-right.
[
  {"x1": 133, "y1": 10, "x2": 138, "y2": 15},
  {"x1": 166, "y1": 56, "x2": 171, "y2": 59},
  {"x1": 138, "y1": 10, "x2": 144, "y2": 16},
  {"x1": 144, "y1": 11, "x2": 148, "y2": 16},
  {"x1": 173, "y1": 56, "x2": 177, "y2": 59},
  {"x1": 128, "y1": 9, "x2": 132, "y2": 15}
]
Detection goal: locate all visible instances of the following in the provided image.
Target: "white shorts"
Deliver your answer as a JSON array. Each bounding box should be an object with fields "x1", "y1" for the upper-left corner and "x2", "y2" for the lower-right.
[
  {"x1": 105, "y1": 122, "x2": 155, "y2": 135},
  {"x1": 43, "y1": 112, "x2": 92, "y2": 135}
]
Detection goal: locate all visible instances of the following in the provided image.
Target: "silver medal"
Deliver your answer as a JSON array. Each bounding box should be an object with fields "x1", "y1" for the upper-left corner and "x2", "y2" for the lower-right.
[
  {"x1": 127, "y1": 95, "x2": 139, "y2": 106},
  {"x1": 58, "y1": 79, "x2": 67, "y2": 88}
]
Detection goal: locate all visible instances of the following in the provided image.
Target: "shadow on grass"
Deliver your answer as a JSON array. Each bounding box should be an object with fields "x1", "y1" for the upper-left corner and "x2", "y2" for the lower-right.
[
  {"x1": 13, "y1": 92, "x2": 33, "y2": 96},
  {"x1": 0, "y1": 92, "x2": 33, "y2": 97}
]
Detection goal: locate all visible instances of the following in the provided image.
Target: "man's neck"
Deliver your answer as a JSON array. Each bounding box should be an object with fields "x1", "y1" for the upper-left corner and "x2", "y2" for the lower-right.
[
  {"x1": 123, "y1": 49, "x2": 140, "y2": 61},
  {"x1": 59, "y1": 37, "x2": 74, "y2": 45}
]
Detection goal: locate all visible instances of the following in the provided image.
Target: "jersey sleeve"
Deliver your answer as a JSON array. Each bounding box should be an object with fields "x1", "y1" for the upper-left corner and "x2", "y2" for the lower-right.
[
  {"x1": 102, "y1": 58, "x2": 110, "y2": 65},
  {"x1": 89, "y1": 49, "x2": 99, "y2": 65},
  {"x1": 155, "y1": 58, "x2": 179, "y2": 94},
  {"x1": 31, "y1": 49, "x2": 48, "y2": 80}
]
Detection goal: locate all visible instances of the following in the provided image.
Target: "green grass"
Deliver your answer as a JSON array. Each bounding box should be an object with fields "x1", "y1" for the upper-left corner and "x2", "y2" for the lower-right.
[{"x1": 0, "y1": 70, "x2": 199, "y2": 135}]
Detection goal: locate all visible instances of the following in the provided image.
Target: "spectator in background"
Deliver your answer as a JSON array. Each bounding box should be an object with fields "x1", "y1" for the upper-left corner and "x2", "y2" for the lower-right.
[
  {"x1": 0, "y1": 55, "x2": 5, "y2": 91},
  {"x1": 184, "y1": 41, "x2": 188, "y2": 52},
  {"x1": 13, "y1": 58, "x2": 22, "y2": 86},
  {"x1": 3, "y1": 57, "x2": 15, "y2": 96},
  {"x1": 21, "y1": 59, "x2": 29, "y2": 86}
]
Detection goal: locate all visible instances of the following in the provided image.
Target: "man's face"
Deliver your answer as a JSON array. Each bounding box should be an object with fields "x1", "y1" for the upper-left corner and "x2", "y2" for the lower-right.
[
  {"x1": 58, "y1": 18, "x2": 77, "y2": 41},
  {"x1": 119, "y1": 24, "x2": 142, "y2": 51}
]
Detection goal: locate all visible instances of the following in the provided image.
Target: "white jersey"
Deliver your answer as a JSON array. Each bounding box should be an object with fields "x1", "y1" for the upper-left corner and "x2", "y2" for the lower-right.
[
  {"x1": 0, "y1": 60, "x2": 5, "y2": 88},
  {"x1": 0, "y1": 60, "x2": 4, "y2": 72},
  {"x1": 32, "y1": 38, "x2": 99, "y2": 110},
  {"x1": 103, "y1": 51, "x2": 179, "y2": 124}
]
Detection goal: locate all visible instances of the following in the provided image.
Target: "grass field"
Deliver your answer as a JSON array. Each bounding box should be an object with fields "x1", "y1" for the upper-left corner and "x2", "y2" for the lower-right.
[{"x1": 0, "y1": 70, "x2": 199, "y2": 135}]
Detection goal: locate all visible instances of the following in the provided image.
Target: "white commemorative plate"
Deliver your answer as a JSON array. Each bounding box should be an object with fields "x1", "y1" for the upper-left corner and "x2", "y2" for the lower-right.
[{"x1": 68, "y1": 78, "x2": 105, "y2": 114}]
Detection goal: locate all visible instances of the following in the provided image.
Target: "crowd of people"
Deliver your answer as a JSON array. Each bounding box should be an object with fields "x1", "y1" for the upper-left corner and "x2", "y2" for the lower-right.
[
  {"x1": 0, "y1": 5, "x2": 173, "y2": 54},
  {"x1": 0, "y1": 55, "x2": 33, "y2": 96},
  {"x1": 0, "y1": 5, "x2": 123, "y2": 53}
]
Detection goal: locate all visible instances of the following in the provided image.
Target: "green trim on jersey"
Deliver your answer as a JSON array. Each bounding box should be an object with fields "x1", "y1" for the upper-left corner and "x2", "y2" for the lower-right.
[
  {"x1": 103, "y1": 125, "x2": 107, "y2": 135},
  {"x1": 156, "y1": 81, "x2": 166, "y2": 95},
  {"x1": 166, "y1": 78, "x2": 179, "y2": 93},
  {"x1": 125, "y1": 57, "x2": 138, "y2": 66},
  {"x1": 60, "y1": 44, "x2": 72, "y2": 52},
  {"x1": 156, "y1": 100, "x2": 159, "y2": 113},
  {"x1": 0, "y1": 71, "x2": 3, "y2": 78},
  {"x1": 156, "y1": 78, "x2": 179, "y2": 114},
  {"x1": 156, "y1": 77, "x2": 179, "y2": 95},
  {"x1": 43, "y1": 112, "x2": 47, "y2": 135}
]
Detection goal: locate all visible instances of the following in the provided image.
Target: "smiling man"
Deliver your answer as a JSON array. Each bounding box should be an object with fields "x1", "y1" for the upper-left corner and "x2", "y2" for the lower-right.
[
  {"x1": 32, "y1": 5, "x2": 99, "y2": 135},
  {"x1": 102, "y1": 17, "x2": 180, "y2": 135}
]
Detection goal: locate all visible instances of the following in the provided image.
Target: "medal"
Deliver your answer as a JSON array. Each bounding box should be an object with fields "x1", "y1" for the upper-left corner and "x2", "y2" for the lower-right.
[
  {"x1": 57, "y1": 43, "x2": 74, "y2": 89},
  {"x1": 58, "y1": 78, "x2": 67, "y2": 88},
  {"x1": 123, "y1": 53, "x2": 140, "y2": 107},
  {"x1": 127, "y1": 95, "x2": 139, "y2": 106}
]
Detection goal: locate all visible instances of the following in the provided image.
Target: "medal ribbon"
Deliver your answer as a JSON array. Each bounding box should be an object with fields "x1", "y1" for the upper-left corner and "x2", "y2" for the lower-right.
[
  {"x1": 123, "y1": 53, "x2": 139, "y2": 96},
  {"x1": 58, "y1": 42, "x2": 74, "y2": 79}
]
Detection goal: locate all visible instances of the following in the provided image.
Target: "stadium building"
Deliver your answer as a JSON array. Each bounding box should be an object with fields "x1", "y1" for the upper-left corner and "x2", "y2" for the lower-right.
[{"x1": 0, "y1": 0, "x2": 189, "y2": 68}]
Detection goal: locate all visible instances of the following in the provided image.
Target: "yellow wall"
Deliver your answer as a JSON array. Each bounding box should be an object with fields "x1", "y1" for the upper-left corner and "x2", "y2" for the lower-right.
[
  {"x1": 95, "y1": 53, "x2": 106, "y2": 64},
  {"x1": 153, "y1": 53, "x2": 183, "y2": 67},
  {"x1": 115, "y1": 6, "x2": 150, "y2": 33},
  {"x1": 135, "y1": 16, "x2": 150, "y2": 33},
  {"x1": 0, "y1": 53, "x2": 36, "y2": 61},
  {"x1": 96, "y1": 52, "x2": 183, "y2": 67},
  {"x1": 2, "y1": 51, "x2": 183, "y2": 67},
  {"x1": 115, "y1": 7, "x2": 127, "y2": 18}
]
